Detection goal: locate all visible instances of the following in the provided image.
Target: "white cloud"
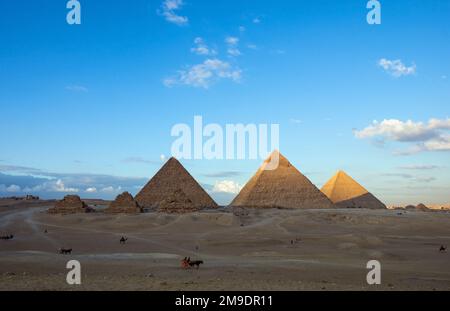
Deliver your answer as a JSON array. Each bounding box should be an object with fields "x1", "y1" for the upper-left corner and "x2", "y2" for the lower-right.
[
  {"x1": 159, "y1": 0, "x2": 188, "y2": 26},
  {"x1": 290, "y1": 118, "x2": 302, "y2": 124},
  {"x1": 54, "y1": 179, "x2": 79, "y2": 192},
  {"x1": 101, "y1": 186, "x2": 122, "y2": 193},
  {"x1": 212, "y1": 180, "x2": 242, "y2": 194},
  {"x1": 227, "y1": 48, "x2": 241, "y2": 57},
  {"x1": 253, "y1": 18, "x2": 261, "y2": 24},
  {"x1": 191, "y1": 37, "x2": 216, "y2": 56},
  {"x1": 378, "y1": 58, "x2": 416, "y2": 77},
  {"x1": 23, "y1": 179, "x2": 79, "y2": 193},
  {"x1": 239, "y1": 26, "x2": 246, "y2": 32},
  {"x1": 85, "y1": 187, "x2": 97, "y2": 193},
  {"x1": 6, "y1": 185, "x2": 21, "y2": 193},
  {"x1": 247, "y1": 44, "x2": 257, "y2": 50},
  {"x1": 164, "y1": 58, "x2": 242, "y2": 88},
  {"x1": 225, "y1": 37, "x2": 239, "y2": 46},
  {"x1": 355, "y1": 118, "x2": 450, "y2": 154}
]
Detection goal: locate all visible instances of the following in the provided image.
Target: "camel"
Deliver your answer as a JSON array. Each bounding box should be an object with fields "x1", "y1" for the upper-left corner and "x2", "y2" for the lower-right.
[
  {"x1": 440, "y1": 245, "x2": 447, "y2": 252},
  {"x1": 120, "y1": 236, "x2": 128, "y2": 244},
  {"x1": 59, "y1": 248, "x2": 72, "y2": 254},
  {"x1": 0, "y1": 235, "x2": 14, "y2": 240}
]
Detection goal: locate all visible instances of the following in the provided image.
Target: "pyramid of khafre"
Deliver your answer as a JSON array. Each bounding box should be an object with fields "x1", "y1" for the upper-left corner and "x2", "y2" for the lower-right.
[
  {"x1": 230, "y1": 150, "x2": 334, "y2": 209},
  {"x1": 321, "y1": 170, "x2": 386, "y2": 209},
  {"x1": 135, "y1": 157, "x2": 218, "y2": 210}
]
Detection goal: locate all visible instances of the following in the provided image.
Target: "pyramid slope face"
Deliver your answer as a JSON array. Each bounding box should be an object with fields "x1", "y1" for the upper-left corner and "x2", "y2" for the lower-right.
[
  {"x1": 158, "y1": 189, "x2": 200, "y2": 213},
  {"x1": 135, "y1": 158, "x2": 218, "y2": 210},
  {"x1": 321, "y1": 171, "x2": 386, "y2": 209},
  {"x1": 230, "y1": 151, "x2": 334, "y2": 209}
]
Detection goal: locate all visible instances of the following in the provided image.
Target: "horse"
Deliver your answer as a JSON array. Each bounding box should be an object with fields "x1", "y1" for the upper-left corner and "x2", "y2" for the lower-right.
[
  {"x1": 188, "y1": 259, "x2": 204, "y2": 269},
  {"x1": 181, "y1": 257, "x2": 204, "y2": 269},
  {"x1": 59, "y1": 248, "x2": 72, "y2": 255}
]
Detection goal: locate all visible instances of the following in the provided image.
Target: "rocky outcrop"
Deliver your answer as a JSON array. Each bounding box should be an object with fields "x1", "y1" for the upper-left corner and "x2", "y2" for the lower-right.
[{"x1": 105, "y1": 192, "x2": 142, "y2": 214}]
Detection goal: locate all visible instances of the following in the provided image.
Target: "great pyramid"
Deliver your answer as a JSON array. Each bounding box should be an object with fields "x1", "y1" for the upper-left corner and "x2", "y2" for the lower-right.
[
  {"x1": 230, "y1": 150, "x2": 334, "y2": 209},
  {"x1": 135, "y1": 157, "x2": 218, "y2": 211},
  {"x1": 321, "y1": 171, "x2": 386, "y2": 209}
]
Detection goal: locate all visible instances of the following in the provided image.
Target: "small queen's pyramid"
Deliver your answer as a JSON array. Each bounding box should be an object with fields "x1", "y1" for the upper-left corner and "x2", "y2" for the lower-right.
[
  {"x1": 321, "y1": 170, "x2": 386, "y2": 209},
  {"x1": 135, "y1": 157, "x2": 218, "y2": 212},
  {"x1": 230, "y1": 150, "x2": 334, "y2": 209}
]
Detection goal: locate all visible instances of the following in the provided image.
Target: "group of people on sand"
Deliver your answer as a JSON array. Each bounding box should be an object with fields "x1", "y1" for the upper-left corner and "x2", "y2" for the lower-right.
[{"x1": 0, "y1": 234, "x2": 14, "y2": 240}]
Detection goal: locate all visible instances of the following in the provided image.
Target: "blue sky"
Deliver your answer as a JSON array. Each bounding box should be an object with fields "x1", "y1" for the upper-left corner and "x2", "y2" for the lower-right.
[{"x1": 1, "y1": 0, "x2": 449, "y2": 205}]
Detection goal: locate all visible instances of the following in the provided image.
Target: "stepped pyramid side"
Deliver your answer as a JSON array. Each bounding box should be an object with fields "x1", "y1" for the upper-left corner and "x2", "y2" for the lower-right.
[
  {"x1": 48, "y1": 195, "x2": 93, "y2": 214},
  {"x1": 230, "y1": 151, "x2": 334, "y2": 209},
  {"x1": 158, "y1": 189, "x2": 200, "y2": 213},
  {"x1": 105, "y1": 192, "x2": 143, "y2": 214},
  {"x1": 135, "y1": 157, "x2": 218, "y2": 210},
  {"x1": 321, "y1": 171, "x2": 386, "y2": 209}
]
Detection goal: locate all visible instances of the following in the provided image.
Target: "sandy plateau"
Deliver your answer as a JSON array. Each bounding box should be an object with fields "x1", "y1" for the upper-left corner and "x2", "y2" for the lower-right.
[{"x1": 0, "y1": 200, "x2": 449, "y2": 291}]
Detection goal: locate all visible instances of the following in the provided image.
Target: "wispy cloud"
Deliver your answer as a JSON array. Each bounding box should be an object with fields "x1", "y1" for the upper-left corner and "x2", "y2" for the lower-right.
[
  {"x1": 252, "y1": 17, "x2": 261, "y2": 24},
  {"x1": 398, "y1": 165, "x2": 440, "y2": 170},
  {"x1": 65, "y1": 84, "x2": 88, "y2": 92},
  {"x1": 122, "y1": 157, "x2": 161, "y2": 165},
  {"x1": 270, "y1": 49, "x2": 286, "y2": 55},
  {"x1": 225, "y1": 36, "x2": 241, "y2": 57},
  {"x1": 164, "y1": 58, "x2": 242, "y2": 89},
  {"x1": 203, "y1": 171, "x2": 243, "y2": 178},
  {"x1": 378, "y1": 58, "x2": 416, "y2": 77},
  {"x1": 355, "y1": 118, "x2": 450, "y2": 154},
  {"x1": 191, "y1": 37, "x2": 216, "y2": 56},
  {"x1": 381, "y1": 173, "x2": 436, "y2": 183},
  {"x1": 0, "y1": 165, "x2": 42, "y2": 174},
  {"x1": 290, "y1": 118, "x2": 302, "y2": 124},
  {"x1": 159, "y1": 0, "x2": 188, "y2": 26}
]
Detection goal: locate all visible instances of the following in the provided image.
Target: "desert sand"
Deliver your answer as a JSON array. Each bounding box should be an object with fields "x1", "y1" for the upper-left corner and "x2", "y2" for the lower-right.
[{"x1": 1, "y1": 200, "x2": 450, "y2": 291}]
